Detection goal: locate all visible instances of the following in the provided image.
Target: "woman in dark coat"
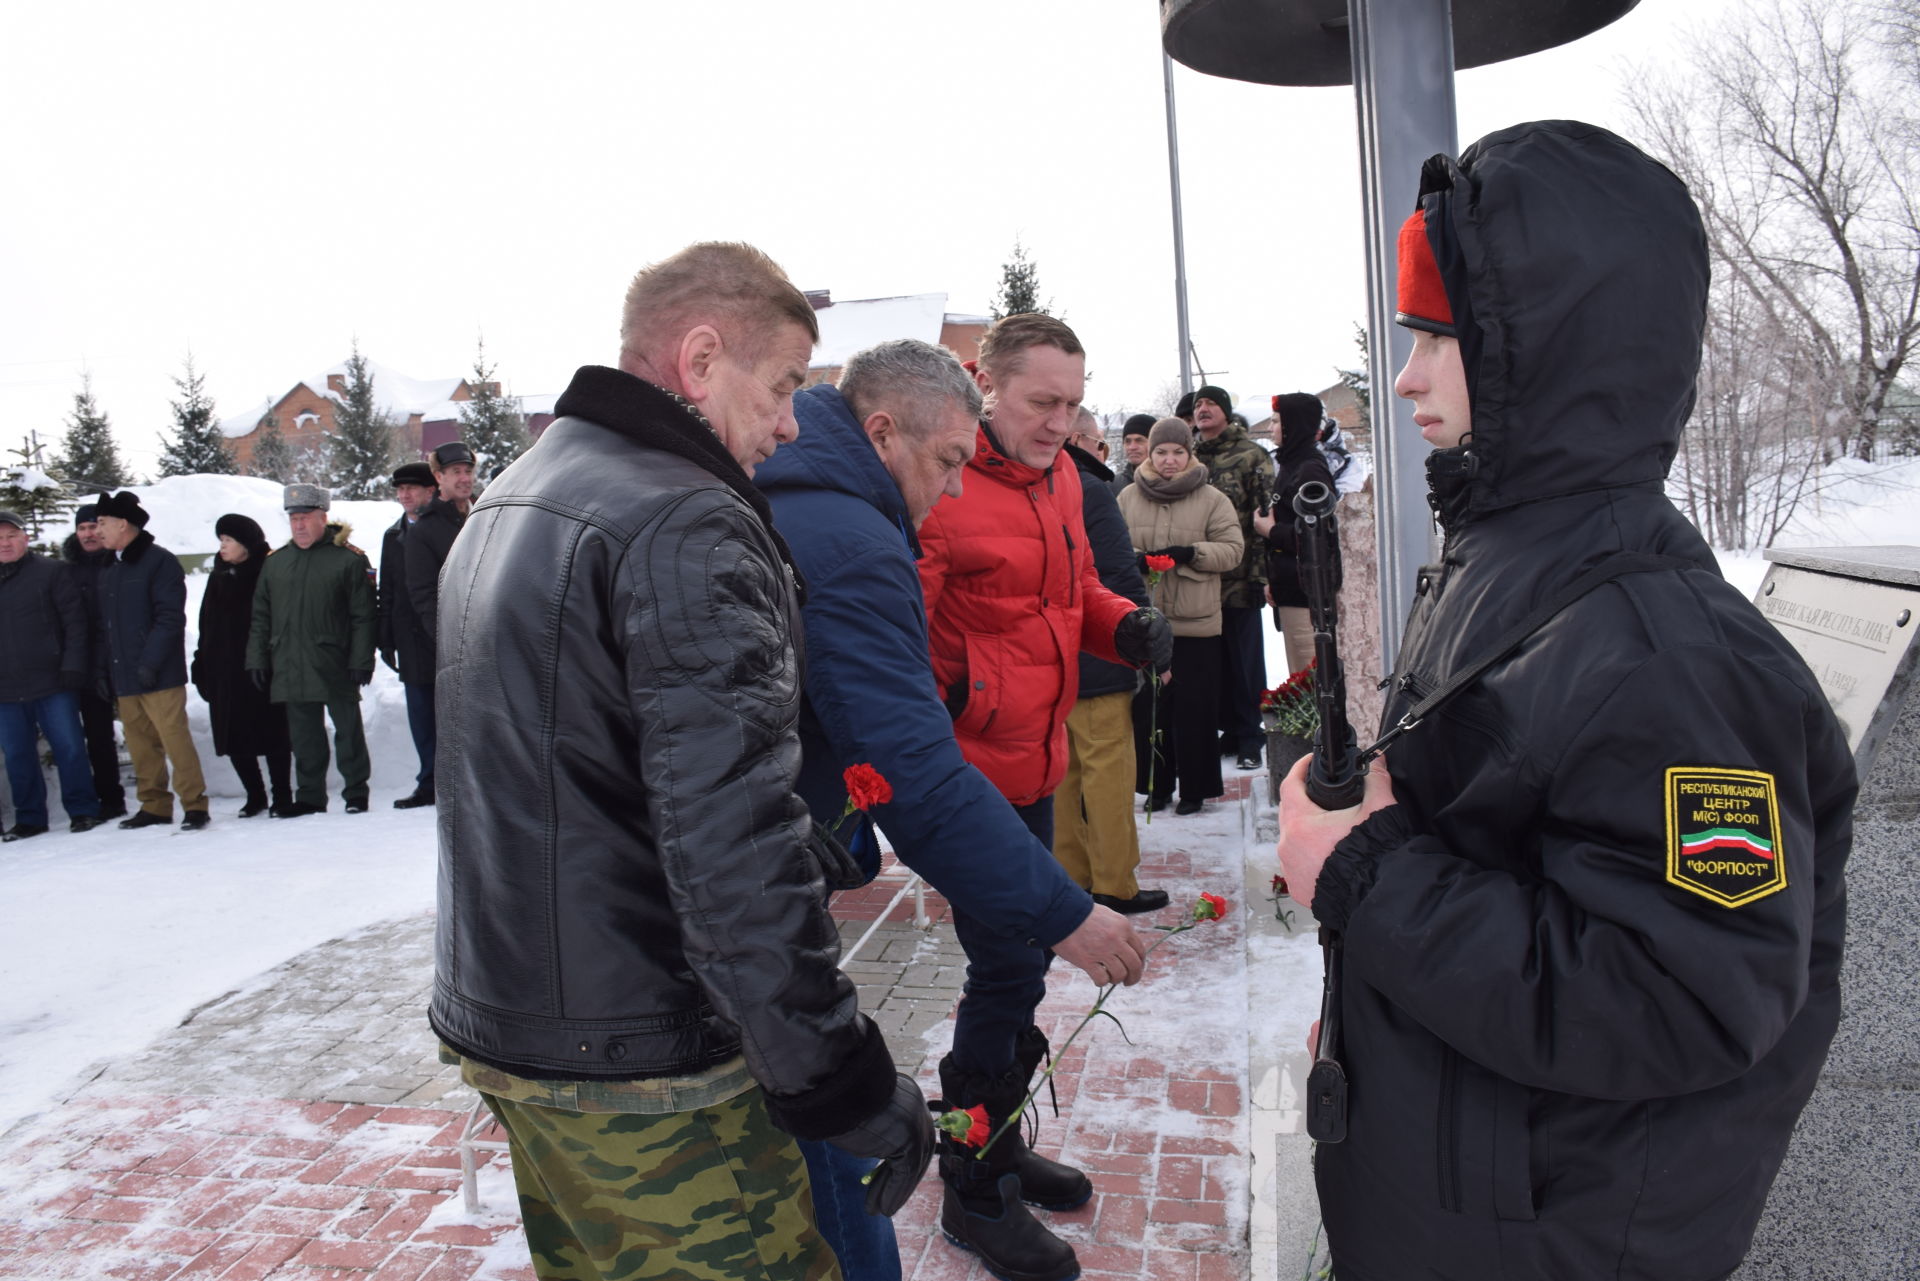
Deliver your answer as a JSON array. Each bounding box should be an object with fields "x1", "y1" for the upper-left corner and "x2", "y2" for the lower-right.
[{"x1": 192, "y1": 515, "x2": 291, "y2": 816}]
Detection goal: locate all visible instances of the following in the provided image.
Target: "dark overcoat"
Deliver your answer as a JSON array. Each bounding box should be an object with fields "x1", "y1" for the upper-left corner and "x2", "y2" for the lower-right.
[{"x1": 192, "y1": 545, "x2": 291, "y2": 758}]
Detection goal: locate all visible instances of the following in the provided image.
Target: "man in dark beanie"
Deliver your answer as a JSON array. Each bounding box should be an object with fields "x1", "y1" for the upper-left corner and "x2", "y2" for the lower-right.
[
  {"x1": 62, "y1": 502, "x2": 127, "y2": 817},
  {"x1": 1252, "y1": 392, "x2": 1335, "y2": 676},
  {"x1": 92, "y1": 490, "x2": 209, "y2": 831},
  {"x1": 380, "y1": 461, "x2": 439, "y2": 808},
  {"x1": 1277, "y1": 121, "x2": 1854, "y2": 1281},
  {"x1": 1188, "y1": 384, "x2": 1274, "y2": 770},
  {"x1": 1112, "y1": 412, "x2": 1156, "y2": 494},
  {"x1": 0, "y1": 510, "x2": 102, "y2": 840}
]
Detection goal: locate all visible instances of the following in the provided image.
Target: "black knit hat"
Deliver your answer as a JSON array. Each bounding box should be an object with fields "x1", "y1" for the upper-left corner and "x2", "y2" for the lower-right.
[
  {"x1": 74, "y1": 503, "x2": 99, "y2": 525},
  {"x1": 1122, "y1": 413, "x2": 1157, "y2": 440},
  {"x1": 94, "y1": 490, "x2": 150, "y2": 528},
  {"x1": 1193, "y1": 385, "x2": 1232, "y2": 417}
]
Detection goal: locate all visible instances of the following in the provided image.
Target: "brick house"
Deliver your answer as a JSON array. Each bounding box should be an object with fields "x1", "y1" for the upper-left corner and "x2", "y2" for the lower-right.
[{"x1": 219, "y1": 358, "x2": 514, "y2": 474}]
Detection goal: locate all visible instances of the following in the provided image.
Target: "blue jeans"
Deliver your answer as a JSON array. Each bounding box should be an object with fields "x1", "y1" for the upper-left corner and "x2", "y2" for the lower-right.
[
  {"x1": 798, "y1": 1138, "x2": 899, "y2": 1281},
  {"x1": 403, "y1": 681, "x2": 436, "y2": 788},
  {"x1": 0, "y1": 692, "x2": 101, "y2": 827}
]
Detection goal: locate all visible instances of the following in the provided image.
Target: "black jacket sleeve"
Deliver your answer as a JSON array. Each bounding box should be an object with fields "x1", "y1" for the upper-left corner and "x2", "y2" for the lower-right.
[
  {"x1": 53, "y1": 560, "x2": 90, "y2": 679},
  {"x1": 626, "y1": 491, "x2": 890, "y2": 1135}
]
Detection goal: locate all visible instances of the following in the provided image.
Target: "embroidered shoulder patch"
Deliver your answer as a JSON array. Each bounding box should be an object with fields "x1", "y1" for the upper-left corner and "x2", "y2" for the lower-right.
[{"x1": 1664, "y1": 767, "x2": 1786, "y2": 908}]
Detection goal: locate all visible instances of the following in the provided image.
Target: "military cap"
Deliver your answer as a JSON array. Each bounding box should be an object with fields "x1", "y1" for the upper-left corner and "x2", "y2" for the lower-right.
[
  {"x1": 391, "y1": 461, "x2": 435, "y2": 488},
  {"x1": 283, "y1": 482, "x2": 331, "y2": 513},
  {"x1": 432, "y1": 441, "x2": 476, "y2": 468}
]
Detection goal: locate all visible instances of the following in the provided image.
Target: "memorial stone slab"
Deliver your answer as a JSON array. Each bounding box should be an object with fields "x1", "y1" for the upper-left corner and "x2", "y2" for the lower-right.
[{"x1": 1737, "y1": 545, "x2": 1920, "y2": 1281}]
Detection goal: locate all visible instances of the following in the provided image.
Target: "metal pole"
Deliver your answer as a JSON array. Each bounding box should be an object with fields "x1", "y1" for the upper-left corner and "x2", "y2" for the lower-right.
[
  {"x1": 1163, "y1": 50, "x2": 1195, "y2": 396},
  {"x1": 1349, "y1": 0, "x2": 1456, "y2": 664}
]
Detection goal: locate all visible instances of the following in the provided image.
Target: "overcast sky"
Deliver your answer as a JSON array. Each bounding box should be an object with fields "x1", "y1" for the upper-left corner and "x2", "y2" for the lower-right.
[{"x1": 2, "y1": 0, "x2": 1734, "y2": 474}]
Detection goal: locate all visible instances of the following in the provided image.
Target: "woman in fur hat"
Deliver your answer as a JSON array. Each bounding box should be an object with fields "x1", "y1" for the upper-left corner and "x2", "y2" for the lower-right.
[{"x1": 192, "y1": 514, "x2": 291, "y2": 816}]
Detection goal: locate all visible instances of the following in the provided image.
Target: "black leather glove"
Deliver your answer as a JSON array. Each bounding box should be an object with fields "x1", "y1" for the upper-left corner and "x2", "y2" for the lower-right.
[
  {"x1": 824, "y1": 1074, "x2": 936, "y2": 1217},
  {"x1": 60, "y1": 670, "x2": 88, "y2": 691},
  {"x1": 1113, "y1": 606, "x2": 1174, "y2": 671},
  {"x1": 248, "y1": 669, "x2": 269, "y2": 693},
  {"x1": 352, "y1": 669, "x2": 374, "y2": 687},
  {"x1": 380, "y1": 649, "x2": 399, "y2": 674},
  {"x1": 1160, "y1": 544, "x2": 1197, "y2": 565}
]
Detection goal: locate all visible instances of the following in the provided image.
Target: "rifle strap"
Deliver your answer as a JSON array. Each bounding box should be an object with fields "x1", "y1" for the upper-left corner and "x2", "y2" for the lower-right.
[{"x1": 1362, "y1": 552, "x2": 1695, "y2": 760}]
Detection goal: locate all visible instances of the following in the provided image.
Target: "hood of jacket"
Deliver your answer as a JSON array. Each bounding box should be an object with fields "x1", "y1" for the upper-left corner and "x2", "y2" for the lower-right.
[
  {"x1": 756, "y1": 384, "x2": 917, "y2": 552},
  {"x1": 1421, "y1": 120, "x2": 1709, "y2": 529}
]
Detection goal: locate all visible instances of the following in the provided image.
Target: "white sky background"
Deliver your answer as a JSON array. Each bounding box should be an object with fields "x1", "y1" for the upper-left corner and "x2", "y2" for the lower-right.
[{"x1": 2, "y1": 0, "x2": 1735, "y2": 475}]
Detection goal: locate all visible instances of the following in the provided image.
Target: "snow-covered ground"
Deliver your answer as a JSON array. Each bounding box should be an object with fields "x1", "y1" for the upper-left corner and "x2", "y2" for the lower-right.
[{"x1": 0, "y1": 460, "x2": 1913, "y2": 1140}]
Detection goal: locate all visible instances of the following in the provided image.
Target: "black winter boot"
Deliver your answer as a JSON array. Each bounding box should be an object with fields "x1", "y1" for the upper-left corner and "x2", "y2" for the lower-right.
[
  {"x1": 938, "y1": 1144, "x2": 1081, "y2": 1281},
  {"x1": 941, "y1": 1056, "x2": 1088, "y2": 1209}
]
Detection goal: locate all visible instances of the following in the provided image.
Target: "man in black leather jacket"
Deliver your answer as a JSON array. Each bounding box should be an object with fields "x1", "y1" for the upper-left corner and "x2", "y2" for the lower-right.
[
  {"x1": 429, "y1": 242, "x2": 933, "y2": 1279},
  {"x1": 1277, "y1": 122, "x2": 1855, "y2": 1281}
]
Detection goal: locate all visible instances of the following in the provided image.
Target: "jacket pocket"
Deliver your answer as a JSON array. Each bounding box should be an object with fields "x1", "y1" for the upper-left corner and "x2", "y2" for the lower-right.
[{"x1": 951, "y1": 631, "x2": 1001, "y2": 737}]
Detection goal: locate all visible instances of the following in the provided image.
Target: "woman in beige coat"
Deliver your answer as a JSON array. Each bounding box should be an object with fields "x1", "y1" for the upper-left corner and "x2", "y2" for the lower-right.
[{"x1": 1117, "y1": 417, "x2": 1244, "y2": 814}]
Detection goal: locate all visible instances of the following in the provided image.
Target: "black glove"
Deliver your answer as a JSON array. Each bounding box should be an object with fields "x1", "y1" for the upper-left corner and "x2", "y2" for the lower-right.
[
  {"x1": 824, "y1": 1074, "x2": 936, "y2": 1217},
  {"x1": 1114, "y1": 606, "x2": 1174, "y2": 671},
  {"x1": 248, "y1": 669, "x2": 269, "y2": 693},
  {"x1": 136, "y1": 665, "x2": 158, "y2": 689},
  {"x1": 60, "y1": 670, "x2": 88, "y2": 692},
  {"x1": 380, "y1": 649, "x2": 399, "y2": 674},
  {"x1": 1159, "y1": 544, "x2": 1196, "y2": 565},
  {"x1": 352, "y1": 669, "x2": 374, "y2": 687}
]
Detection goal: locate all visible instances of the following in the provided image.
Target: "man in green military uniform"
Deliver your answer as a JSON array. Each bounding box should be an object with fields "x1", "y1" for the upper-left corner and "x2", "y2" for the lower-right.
[
  {"x1": 1190, "y1": 385, "x2": 1275, "y2": 769},
  {"x1": 246, "y1": 483, "x2": 377, "y2": 817}
]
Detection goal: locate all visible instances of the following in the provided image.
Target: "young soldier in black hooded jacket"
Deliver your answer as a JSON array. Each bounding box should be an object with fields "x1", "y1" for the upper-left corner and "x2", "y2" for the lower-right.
[{"x1": 1277, "y1": 121, "x2": 1855, "y2": 1281}]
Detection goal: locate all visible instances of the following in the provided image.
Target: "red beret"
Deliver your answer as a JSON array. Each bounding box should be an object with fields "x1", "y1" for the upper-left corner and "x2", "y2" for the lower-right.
[{"x1": 1394, "y1": 209, "x2": 1455, "y2": 337}]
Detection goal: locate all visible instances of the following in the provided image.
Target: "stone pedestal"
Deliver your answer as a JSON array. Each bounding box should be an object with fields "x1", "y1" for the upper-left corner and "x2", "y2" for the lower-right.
[{"x1": 1736, "y1": 546, "x2": 1920, "y2": 1280}]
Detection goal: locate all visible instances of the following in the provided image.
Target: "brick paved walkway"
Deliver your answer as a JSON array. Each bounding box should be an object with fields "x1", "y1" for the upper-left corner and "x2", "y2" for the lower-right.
[{"x1": 0, "y1": 781, "x2": 1264, "y2": 1280}]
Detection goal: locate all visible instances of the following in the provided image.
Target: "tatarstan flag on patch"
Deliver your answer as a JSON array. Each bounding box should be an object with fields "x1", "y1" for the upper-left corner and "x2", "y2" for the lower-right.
[
  {"x1": 1664, "y1": 766, "x2": 1787, "y2": 908},
  {"x1": 1679, "y1": 828, "x2": 1775, "y2": 860}
]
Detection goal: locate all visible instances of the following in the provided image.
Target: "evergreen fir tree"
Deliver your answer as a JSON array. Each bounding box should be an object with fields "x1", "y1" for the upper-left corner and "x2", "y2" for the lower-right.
[
  {"x1": 157, "y1": 355, "x2": 236, "y2": 477},
  {"x1": 54, "y1": 374, "x2": 132, "y2": 491},
  {"x1": 989, "y1": 240, "x2": 1053, "y2": 320},
  {"x1": 1335, "y1": 324, "x2": 1371, "y2": 421},
  {"x1": 457, "y1": 339, "x2": 532, "y2": 477},
  {"x1": 2, "y1": 433, "x2": 76, "y2": 551},
  {"x1": 246, "y1": 402, "x2": 298, "y2": 482},
  {"x1": 328, "y1": 344, "x2": 399, "y2": 498}
]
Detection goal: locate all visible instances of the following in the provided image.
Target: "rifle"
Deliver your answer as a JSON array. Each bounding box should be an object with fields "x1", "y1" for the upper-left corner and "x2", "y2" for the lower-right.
[
  {"x1": 1290, "y1": 478, "x2": 1360, "y2": 1144},
  {"x1": 1291, "y1": 480, "x2": 1364, "y2": 811}
]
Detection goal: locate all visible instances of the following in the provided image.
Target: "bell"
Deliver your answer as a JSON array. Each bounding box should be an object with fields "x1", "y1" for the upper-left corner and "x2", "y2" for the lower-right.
[{"x1": 1162, "y1": 0, "x2": 1641, "y2": 87}]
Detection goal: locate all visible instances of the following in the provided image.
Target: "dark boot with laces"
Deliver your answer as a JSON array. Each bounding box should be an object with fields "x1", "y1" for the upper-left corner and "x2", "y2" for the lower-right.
[{"x1": 935, "y1": 1052, "x2": 1084, "y2": 1281}]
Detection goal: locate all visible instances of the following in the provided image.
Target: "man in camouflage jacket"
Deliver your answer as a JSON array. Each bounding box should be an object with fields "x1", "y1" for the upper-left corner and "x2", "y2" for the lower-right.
[{"x1": 1191, "y1": 387, "x2": 1275, "y2": 768}]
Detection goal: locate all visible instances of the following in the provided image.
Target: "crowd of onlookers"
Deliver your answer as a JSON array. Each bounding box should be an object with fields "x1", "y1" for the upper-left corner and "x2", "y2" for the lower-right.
[{"x1": 0, "y1": 441, "x2": 478, "y2": 841}]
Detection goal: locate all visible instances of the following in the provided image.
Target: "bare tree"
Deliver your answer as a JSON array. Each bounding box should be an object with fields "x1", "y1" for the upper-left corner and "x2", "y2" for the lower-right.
[{"x1": 1628, "y1": 0, "x2": 1920, "y2": 471}]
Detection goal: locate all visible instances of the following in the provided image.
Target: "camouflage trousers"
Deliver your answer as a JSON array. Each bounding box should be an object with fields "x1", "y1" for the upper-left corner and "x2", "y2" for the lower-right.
[{"x1": 482, "y1": 1087, "x2": 843, "y2": 1281}]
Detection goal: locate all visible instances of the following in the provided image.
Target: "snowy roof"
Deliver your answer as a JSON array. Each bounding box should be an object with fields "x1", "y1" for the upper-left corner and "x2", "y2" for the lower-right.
[
  {"x1": 811, "y1": 294, "x2": 950, "y2": 369},
  {"x1": 219, "y1": 358, "x2": 468, "y2": 438}
]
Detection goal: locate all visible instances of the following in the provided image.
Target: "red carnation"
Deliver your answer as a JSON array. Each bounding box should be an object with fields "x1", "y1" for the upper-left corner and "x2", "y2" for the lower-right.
[
  {"x1": 936, "y1": 1103, "x2": 992, "y2": 1148},
  {"x1": 842, "y1": 763, "x2": 892, "y2": 811},
  {"x1": 1194, "y1": 892, "x2": 1227, "y2": 922},
  {"x1": 1144, "y1": 554, "x2": 1176, "y2": 573}
]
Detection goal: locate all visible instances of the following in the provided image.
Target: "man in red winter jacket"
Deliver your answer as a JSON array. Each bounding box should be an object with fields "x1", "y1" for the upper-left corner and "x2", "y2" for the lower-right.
[{"x1": 916, "y1": 312, "x2": 1173, "y2": 1279}]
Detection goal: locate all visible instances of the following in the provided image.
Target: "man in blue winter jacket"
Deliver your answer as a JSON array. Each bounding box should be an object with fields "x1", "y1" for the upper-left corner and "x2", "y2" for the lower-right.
[{"x1": 757, "y1": 338, "x2": 1151, "y2": 1281}]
